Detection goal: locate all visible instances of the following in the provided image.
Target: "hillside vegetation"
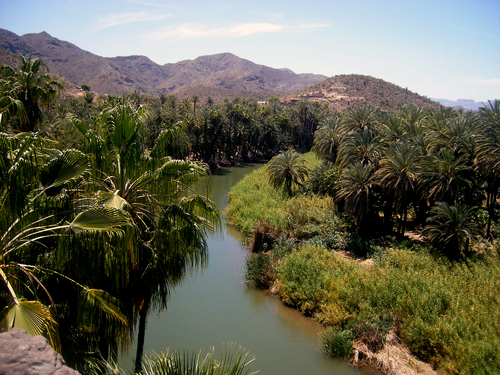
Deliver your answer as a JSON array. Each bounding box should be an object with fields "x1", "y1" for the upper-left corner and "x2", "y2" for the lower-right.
[{"x1": 226, "y1": 102, "x2": 500, "y2": 374}]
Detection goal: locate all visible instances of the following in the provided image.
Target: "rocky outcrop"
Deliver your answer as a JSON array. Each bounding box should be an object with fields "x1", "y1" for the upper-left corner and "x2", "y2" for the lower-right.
[{"x1": 0, "y1": 328, "x2": 79, "y2": 375}]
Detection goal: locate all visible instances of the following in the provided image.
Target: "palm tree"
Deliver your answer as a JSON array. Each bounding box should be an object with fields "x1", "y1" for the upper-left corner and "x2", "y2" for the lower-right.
[
  {"x1": 336, "y1": 162, "x2": 376, "y2": 232},
  {"x1": 338, "y1": 128, "x2": 383, "y2": 167},
  {"x1": 312, "y1": 117, "x2": 344, "y2": 164},
  {"x1": 306, "y1": 162, "x2": 340, "y2": 197},
  {"x1": 476, "y1": 99, "x2": 500, "y2": 237},
  {"x1": 418, "y1": 149, "x2": 473, "y2": 206},
  {"x1": 191, "y1": 94, "x2": 199, "y2": 116},
  {"x1": 267, "y1": 150, "x2": 309, "y2": 196},
  {"x1": 0, "y1": 55, "x2": 62, "y2": 132},
  {"x1": 376, "y1": 142, "x2": 421, "y2": 234},
  {"x1": 0, "y1": 132, "x2": 131, "y2": 353},
  {"x1": 423, "y1": 202, "x2": 481, "y2": 258},
  {"x1": 70, "y1": 100, "x2": 221, "y2": 370},
  {"x1": 340, "y1": 105, "x2": 380, "y2": 134},
  {"x1": 427, "y1": 114, "x2": 478, "y2": 161}
]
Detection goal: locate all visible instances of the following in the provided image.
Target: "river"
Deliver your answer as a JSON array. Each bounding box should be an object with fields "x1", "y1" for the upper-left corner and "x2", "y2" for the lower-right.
[{"x1": 120, "y1": 163, "x2": 379, "y2": 375}]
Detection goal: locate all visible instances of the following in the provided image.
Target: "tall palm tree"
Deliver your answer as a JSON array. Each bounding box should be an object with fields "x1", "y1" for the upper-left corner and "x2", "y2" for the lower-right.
[
  {"x1": 476, "y1": 99, "x2": 500, "y2": 237},
  {"x1": 418, "y1": 149, "x2": 473, "y2": 206},
  {"x1": 70, "y1": 100, "x2": 221, "y2": 370},
  {"x1": 0, "y1": 55, "x2": 62, "y2": 132},
  {"x1": 376, "y1": 142, "x2": 421, "y2": 234},
  {"x1": 312, "y1": 117, "x2": 344, "y2": 164},
  {"x1": 340, "y1": 105, "x2": 380, "y2": 134},
  {"x1": 336, "y1": 162, "x2": 376, "y2": 232},
  {"x1": 423, "y1": 202, "x2": 481, "y2": 258},
  {"x1": 338, "y1": 128, "x2": 383, "y2": 167},
  {"x1": 267, "y1": 150, "x2": 309, "y2": 197}
]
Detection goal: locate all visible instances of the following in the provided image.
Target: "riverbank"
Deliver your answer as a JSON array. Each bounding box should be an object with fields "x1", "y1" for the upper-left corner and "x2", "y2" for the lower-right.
[{"x1": 226, "y1": 162, "x2": 500, "y2": 375}]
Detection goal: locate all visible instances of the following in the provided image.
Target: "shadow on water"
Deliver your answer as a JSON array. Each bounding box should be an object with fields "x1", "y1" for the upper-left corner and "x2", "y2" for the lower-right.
[{"x1": 119, "y1": 163, "x2": 381, "y2": 375}]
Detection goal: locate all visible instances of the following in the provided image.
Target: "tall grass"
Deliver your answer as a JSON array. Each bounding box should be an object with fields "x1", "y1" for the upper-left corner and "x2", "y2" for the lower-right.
[
  {"x1": 226, "y1": 152, "x2": 340, "y2": 240},
  {"x1": 226, "y1": 166, "x2": 286, "y2": 236},
  {"x1": 276, "y1": 245, "x2": 500, "y2": 375}
]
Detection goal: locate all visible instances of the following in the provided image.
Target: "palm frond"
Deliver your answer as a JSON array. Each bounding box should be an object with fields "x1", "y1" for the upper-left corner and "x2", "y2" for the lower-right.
[
  {"x1": 140, "y1": 344, "x2": 257, "y2": 375},
  {"x1": 38, "y1": 149, "x2": 89, "y2": 196},
  {"x1": 80, "y1": 288, "x2": 128, "y2": 325},
  {"x1": 69, "y1": 206, "x2": 131, "y2": 233},
  {"x1": 0, "y1": 300, "x2": 60, "y2": 352}
]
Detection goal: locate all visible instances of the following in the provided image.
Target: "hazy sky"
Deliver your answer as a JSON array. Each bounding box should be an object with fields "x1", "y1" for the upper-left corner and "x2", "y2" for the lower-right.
[{"x1": 1, "y1": 0, "x2": 499, "y2": 102}]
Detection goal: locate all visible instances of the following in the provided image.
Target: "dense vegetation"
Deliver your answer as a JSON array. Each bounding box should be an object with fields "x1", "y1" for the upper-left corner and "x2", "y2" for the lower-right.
[
  {"x1": 0, "y1": 56, "x2": 245, "y2": 374},
  {"x1": 1, "y1": 54, "x2": 499, "y2": 375},
  {"x1": 226, "y1": 102, "x2": 500, "y2": 374}
]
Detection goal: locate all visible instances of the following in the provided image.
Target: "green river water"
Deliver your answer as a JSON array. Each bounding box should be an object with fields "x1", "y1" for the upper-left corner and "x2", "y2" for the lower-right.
[{"x1": 120, "y1": 163, "x2": 380, "y2": 375}]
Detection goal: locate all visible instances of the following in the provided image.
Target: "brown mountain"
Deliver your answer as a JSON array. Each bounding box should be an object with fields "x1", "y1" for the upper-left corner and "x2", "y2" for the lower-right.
[
  {"x1": 0, "y1": 28, "x2": 327, "y2": 101},
  {"x1": 283, "y1": 74, "x2": 439, "y2": 111}
]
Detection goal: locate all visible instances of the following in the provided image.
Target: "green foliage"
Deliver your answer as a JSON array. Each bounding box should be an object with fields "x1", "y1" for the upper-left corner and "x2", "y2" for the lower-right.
[
  {"x1": 275, "y1": 245, "x2": 332, "y2": 315},
  {"x1": 276, "y1": 245, "x2": 500, "y2": 374},
  {"x1": 226, "y1": 167, "x2": 287, "y2": 236},
  {"x1": 244, "y1": 253, "x2": 273, "y2": 289},
  {"x1": 267, "y1": 150, "x2": 309, "y2": 196},
  {"x1": 319, "y1": 328, "x2": 355, "y2": 358},
  {"x1": 139, "y1": 344, "x2": 257, "y2": 375}
]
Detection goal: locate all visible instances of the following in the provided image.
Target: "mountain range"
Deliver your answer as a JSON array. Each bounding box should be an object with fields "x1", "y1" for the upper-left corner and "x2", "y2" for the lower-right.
[
  {"x1": 431, "y1": 98, "x2": 489, "y2": 111},
  {"x1": 0, "y1": 28, "x2": 327, "y2": 102},
  {"x1": 0, "y1": 28, "x2": 477, "y2": 110}
]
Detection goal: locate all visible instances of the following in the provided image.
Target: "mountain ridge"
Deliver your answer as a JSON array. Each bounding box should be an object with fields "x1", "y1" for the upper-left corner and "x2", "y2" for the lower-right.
[{"x1": 0, "y1": 29, "x2": 327, "y2": 100}]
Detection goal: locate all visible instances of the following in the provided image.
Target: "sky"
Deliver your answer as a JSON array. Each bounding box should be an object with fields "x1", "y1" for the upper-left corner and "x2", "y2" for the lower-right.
[{"x1": 1, "y1": 0, "x2": 499, "y2": 102}]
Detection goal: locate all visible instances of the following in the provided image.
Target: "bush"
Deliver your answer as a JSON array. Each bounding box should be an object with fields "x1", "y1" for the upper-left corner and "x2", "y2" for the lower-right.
[
  {"x1": 319, "y1": 328, "x2": 355, "y2": 358},
  {"x1": 244, "y1": 252, "x2": 274, "y2": 289}
]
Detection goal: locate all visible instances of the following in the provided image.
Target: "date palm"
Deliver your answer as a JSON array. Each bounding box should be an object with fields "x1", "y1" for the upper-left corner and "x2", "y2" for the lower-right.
[
  {"x1": 267, "y1": 150, "x2": 309, "y2": 197},
  {"x1": 476, "y1": 99, "x2": 500, "y2": 236},
  {"x1": 340, "y1": 105, "x2": 380, "y2": 134},
  {"x1": 336, "y1": 162, "x2": 376, "y2": 231},
  {"x1": 312, "y1": 117, "x2": 344, "y2": 164},
  {"x1": 419, "y1": 149, "x2": 473, "y2": 206},
  {"x1": 423, "y1": 202, "x2": 481, "y2": 258},
  {"x1": 376, "y1": 142, "x2": 421, "y2": 234},
  {"x1": 338, "y1": 128, "x2": 383, "y2": 167}
]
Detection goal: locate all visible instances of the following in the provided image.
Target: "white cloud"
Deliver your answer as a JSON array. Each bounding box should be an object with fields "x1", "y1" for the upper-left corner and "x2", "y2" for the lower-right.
[
  {"x1": 148, "y1": 22, "x2": 328, "y2": 39},
  {"x1": 97, "y1": 12, "x2": 171, "y2": 30}
]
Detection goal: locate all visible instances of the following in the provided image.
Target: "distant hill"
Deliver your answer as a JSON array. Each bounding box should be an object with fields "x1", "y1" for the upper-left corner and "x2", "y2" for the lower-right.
[
  {"x1": 283, "y1": 75, "x2": 439, "y2": 111},
  {"x1": 431, "y1": 98, "x2": 489, "y2": 111},
  {"x1": 0, "y1": 28, "x2": 327, "y2": 102}
]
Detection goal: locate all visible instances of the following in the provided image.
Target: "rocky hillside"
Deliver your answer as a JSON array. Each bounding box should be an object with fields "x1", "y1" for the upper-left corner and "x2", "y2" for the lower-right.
[
  {"x1": 283, "y1": 74, "x2": 438, "y2": 111},
  {"x1": 0, "y1": 28, "x2": 326, "y2": 101}
]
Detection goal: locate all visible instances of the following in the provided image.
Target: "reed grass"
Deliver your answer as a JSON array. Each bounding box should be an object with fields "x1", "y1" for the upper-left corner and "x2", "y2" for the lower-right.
[{"x1": 277, "y1": 245, "x2": 500, "y2": 374}]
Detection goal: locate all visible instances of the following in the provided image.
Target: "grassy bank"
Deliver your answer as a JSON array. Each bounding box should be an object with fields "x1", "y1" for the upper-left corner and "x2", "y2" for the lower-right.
[{"x1": 226, "y1": 160, "x2": 500, "y2": 375}]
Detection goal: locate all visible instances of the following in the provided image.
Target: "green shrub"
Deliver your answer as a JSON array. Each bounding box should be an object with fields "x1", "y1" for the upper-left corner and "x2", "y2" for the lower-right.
[
  {"x1": 319, "y1": 328, "x2": 355, "y2": 358},
  {"x1": 245, "y1": 253, "x2": 273, "y2": 289},
  {"x1": 226, "y1": 167, "x2": 286, "y2": 236},
  {"x1": 275, "y1": 245, "x2": 334, "y2": 315}
]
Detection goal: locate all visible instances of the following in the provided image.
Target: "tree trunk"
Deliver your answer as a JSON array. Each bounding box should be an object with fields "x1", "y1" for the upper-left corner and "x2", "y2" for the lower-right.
[{"x1": 134, "y1": 301, "x2": 149, "y2": 373}]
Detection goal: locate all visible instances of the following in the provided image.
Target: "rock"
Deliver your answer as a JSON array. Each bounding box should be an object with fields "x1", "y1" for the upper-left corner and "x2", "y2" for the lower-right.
[{"x1": 0, "y1": 328, "x2": 79, "y2": 375}]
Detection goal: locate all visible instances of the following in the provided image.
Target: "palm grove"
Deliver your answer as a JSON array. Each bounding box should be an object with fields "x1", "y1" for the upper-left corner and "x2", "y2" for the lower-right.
[{"x1": 1, "y1": 55, "x2": 499, "y2": 372}]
